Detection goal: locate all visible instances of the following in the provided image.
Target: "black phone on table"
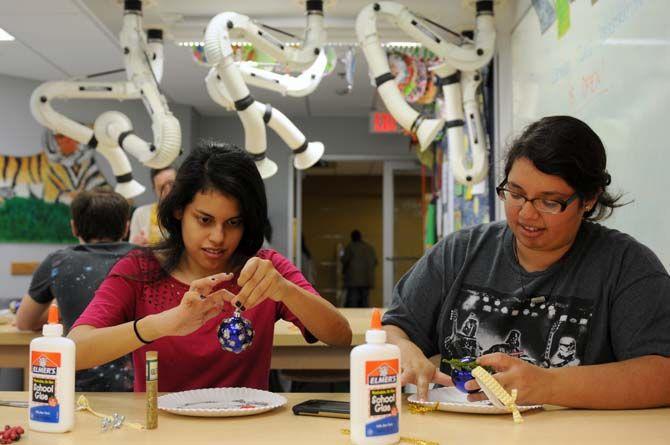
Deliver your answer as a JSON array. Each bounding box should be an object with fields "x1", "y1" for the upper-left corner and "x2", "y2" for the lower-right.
[{"x1": 292, "y1": 399, "x2": 350, "y2": 418}]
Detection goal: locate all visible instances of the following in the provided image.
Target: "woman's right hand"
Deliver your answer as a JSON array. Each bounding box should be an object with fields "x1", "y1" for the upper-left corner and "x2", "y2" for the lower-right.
[
  {"x1": 156, "y1": 272, "x2": 234, "y2": 337},
  {"x1": 397, "y1": 338, "x2": 452, "y2": 401}
]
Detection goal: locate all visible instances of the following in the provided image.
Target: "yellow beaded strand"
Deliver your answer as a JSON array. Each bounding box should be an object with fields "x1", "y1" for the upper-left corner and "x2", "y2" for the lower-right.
[
  {"x1": 341, "y1": 428, "x2": 439, "y2": 445},
  {"x1": 75, "y1": 395, "x2": 145, "y2": 430}
]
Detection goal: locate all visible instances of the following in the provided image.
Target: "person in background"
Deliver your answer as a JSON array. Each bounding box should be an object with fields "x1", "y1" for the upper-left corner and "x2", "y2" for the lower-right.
[
  {"x1": 341, "y1": 230, "x2": 377, "y2": 307},
  {"x1": 129, "y1": 166, "x2": 176, "y2": 246},
  {"x1": 16, "y1": 188, "x2": 135, "y2": 391},
  {"x1": 382, "y1": 116, "x2": 670, "y2": 409},
  {"x1": 68, "y1": 141, "x2": 352, "y2": 392},
  {"x1": 301, "y1": 235, "x2": 316, "y2": 285}
]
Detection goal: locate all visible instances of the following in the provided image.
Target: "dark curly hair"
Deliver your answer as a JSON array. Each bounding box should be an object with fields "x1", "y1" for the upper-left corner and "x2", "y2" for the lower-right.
[{"x1": 503, "y1": 115, "x2": 626, "y2": 221}]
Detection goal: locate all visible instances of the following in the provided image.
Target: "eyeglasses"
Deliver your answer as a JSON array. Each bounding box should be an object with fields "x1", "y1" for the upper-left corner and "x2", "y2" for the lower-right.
[{"x1": 496, "y1": 179, "x2": 579, "y2": 214}]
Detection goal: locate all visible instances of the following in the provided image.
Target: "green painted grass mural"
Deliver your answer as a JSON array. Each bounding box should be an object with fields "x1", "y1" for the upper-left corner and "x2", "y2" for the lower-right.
[{"x1": 0, "y1": 197, "x2": 76, "y2": 243}]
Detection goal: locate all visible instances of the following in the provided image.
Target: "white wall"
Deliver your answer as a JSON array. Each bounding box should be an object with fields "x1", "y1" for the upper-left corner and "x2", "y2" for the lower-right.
[
  {"x1": 509, "y1": 0, "x2": 670, "y2": 268},
  {"x1": 0, "y1": 73, "x2": 198, "y2": 301},
  {"x1": 492, "y1": 1, "x2": 532, "y2": 219},
  {"x1": 199, "y1": 116, "x2": 416, "y2": 257}
]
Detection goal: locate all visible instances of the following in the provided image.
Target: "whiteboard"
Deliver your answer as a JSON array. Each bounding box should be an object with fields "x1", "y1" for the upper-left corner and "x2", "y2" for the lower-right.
[{"x1": 511, "y1": 0, "x2": 670, "y2": 269}]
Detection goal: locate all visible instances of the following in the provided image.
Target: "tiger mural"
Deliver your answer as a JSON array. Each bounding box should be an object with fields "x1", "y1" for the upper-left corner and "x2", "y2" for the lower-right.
[{"x1": 0, "y1": 130, "x2": 108, "y2": 205}]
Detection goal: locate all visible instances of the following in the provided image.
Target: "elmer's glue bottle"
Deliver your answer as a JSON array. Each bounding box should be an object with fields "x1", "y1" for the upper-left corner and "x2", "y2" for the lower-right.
[
  {"x1": 28, "y1": 305, "x2": 75, "y2": 432},
  {"x1": 350, "y1": 308, "x2": 401, "y2": 445}
]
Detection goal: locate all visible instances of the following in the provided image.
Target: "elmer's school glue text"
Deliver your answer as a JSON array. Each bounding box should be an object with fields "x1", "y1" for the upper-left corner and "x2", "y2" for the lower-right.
[
  {"x1": 28, "y1": 305, "x2": 75, "y2": 432},
  {"x1": 350, "y1": 308, "x2": 401, "y2": 445}
]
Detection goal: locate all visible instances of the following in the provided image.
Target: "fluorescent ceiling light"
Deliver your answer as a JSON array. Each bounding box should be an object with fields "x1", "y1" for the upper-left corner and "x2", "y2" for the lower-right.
[
  {"x1": 603, "y1": 38, "x2": 670, "y2": 46},
  {"x1": 0, "y1": 27, "x2": 15, "y2": 41},
  {"x1": 177, "y1": 41, "x2": 205, "y2": 47},
  {"x1": 384, "y1": 41, "x2": 421, "y2": 48},
  {"x1": 176, "y1": 40, "x2": 422, "y2": 48}
]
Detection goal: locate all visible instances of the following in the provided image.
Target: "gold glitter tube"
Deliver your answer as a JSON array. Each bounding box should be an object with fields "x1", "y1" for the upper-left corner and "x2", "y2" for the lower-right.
[{"x1": 145, "y1": 351, "x2": 158, "y2": 429}]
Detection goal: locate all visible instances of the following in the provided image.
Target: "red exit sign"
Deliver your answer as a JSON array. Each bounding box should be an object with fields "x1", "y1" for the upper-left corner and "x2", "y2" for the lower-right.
[{"x1": 370, "y1": 112, "x2": 399, "y2": 133}]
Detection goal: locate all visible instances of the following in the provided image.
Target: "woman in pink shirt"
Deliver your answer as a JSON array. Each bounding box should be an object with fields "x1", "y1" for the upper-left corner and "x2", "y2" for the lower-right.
[{"x1": 69, "y1": 141, "x2": 352, "y2": 392}]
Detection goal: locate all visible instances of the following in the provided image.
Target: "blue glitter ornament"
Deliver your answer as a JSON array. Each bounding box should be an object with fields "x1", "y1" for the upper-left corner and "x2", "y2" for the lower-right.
[
  {"x1": 452, "y1": 369, "x2": 478, "y2": 394},
  {"x1": 217, "y1": 309, "x2": 254, "y2": 353},
  {"x1": 450, "y1": 357, "x2": 479, "y2": 394}
]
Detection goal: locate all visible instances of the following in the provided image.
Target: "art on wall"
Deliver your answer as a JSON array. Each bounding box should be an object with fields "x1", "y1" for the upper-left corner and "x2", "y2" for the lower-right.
[{"x1": 0, "y1": 129, "x2": 108, "y2": 243}]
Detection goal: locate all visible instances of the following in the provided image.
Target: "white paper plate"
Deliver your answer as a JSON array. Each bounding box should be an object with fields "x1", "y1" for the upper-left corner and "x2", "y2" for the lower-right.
[
  {"x1": 407, "y1": 387, "x2": 542, "y2": 415},
  {"x1": 158, "y1": 387, "x2": 287, "y2": 417}
]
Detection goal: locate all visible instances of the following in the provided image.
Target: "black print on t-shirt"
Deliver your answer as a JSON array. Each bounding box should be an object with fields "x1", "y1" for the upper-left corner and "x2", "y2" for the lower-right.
[{"x1": 441, "y1": 286, "x2": 593, "y2": 371}]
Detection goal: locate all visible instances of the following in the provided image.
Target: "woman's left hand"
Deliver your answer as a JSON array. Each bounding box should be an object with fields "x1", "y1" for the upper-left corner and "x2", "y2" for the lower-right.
[
  {"x1": 232, "y1": 257, "x2": 291, "y2": 310},
  {"x1": 464, "y1": 353, "x2": 554, "y2": 405}
]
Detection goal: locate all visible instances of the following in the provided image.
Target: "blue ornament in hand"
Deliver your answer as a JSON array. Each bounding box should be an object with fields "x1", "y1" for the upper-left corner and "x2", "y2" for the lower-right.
[
  {"x1": 217, "y1": 309, "x2": 254, "y2": 353},
  {"x1": 449, "y1": 357, "x2": 479, "y2": 394}
]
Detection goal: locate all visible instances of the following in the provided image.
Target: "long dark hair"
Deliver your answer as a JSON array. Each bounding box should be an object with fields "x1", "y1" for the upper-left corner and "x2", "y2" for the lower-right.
[
  {"x1": 503, "y1": 115, "x2": 625, "y2": 221},
  {"x1": 153, "y1": 140, "x2": 268, "y2": 273}
]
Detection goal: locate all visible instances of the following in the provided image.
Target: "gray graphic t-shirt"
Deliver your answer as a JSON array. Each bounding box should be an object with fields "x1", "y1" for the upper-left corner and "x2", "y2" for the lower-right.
[
  {"x1": 442, "y1": 287, "x2": 591, "y2": 369},
  {"x1": 29, "y1": 242, "x2": 136, "y2": 391},
  {"x1": 383, "y1": 221, "x2": 670, "y2": 374}
]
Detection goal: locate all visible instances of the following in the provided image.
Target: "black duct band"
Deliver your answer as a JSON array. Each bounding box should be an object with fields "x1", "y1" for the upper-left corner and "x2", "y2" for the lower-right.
[
  {"x1": 476, "y1": 0, "x2": 493, "y2": 14},
  {"x1": 293, "y1": 141, "x2": 309, "y2": 155},
  {"x1": 251, "y1": 152, "x2": 266, "y2": 161},
  {"x1": 234, "y1": 95, "x2": 254, "y2": 111},
  {"x1": 116, "y1": 173, "x2": 133, "y2": 183},
  {"x1": 441, "y1": 71, "x2": 461, "y2": 86},
  {"x1": 410, "y1": 115, "x2": 425, "y2": 135},
  {"x1": 445, "y1": 119, "x2": 465, "y2": 128},
  {"x1": 375, "y1": 72, "x2": 395, "y2": 87},
  {"x1": 263, "y1": 104, "x2": 273, "y2": 123},
  {"x1": 88, "y1": 135, "x2": 98, "y2": 149},
  {"x1": 118, "y1": 130, "x2": 132, "y2": 148},
  {"x1": 147, "y1": 29, "x2": 163, "y2": 41},
  {"x1": 306, "y1": 0, "x2": 323, "y2": 12},
  {"x1": 124, "y1": 0, "x2": 141, "y2": 12}
]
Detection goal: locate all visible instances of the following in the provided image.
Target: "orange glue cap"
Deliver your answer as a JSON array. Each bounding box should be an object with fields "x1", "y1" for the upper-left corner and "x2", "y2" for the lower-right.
[
  {"x1": 47, "y1": 305, "x2": 59, "y2": 324},
  {"x1": 370, "y1": 308, "x2": 382, "y2": 330}
]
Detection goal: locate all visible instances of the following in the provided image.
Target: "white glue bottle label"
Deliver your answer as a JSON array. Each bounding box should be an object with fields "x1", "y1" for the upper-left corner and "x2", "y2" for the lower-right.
[
  {"x1": 350, "y1": 308, "x2": 401, "y2": 445},
  {"x1": 28, "y1": 304, "x2": 76, "y2": 433}
]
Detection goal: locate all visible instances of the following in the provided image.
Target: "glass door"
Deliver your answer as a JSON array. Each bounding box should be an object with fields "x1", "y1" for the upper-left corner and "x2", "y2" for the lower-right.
[{"x1": 383, "y1": 161, "x2": 423, "y2": 306}]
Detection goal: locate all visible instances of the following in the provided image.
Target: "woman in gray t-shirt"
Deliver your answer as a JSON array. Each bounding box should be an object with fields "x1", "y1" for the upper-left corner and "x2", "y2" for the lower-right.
[{"x1": 383, "y1": 116, "x2": 670, "y2": 409}]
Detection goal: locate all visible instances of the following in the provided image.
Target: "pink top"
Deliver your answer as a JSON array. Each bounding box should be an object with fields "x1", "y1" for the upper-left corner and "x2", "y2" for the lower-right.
[{"x1": 73, "y1": 249, "x2": 318, "y2": 392}]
